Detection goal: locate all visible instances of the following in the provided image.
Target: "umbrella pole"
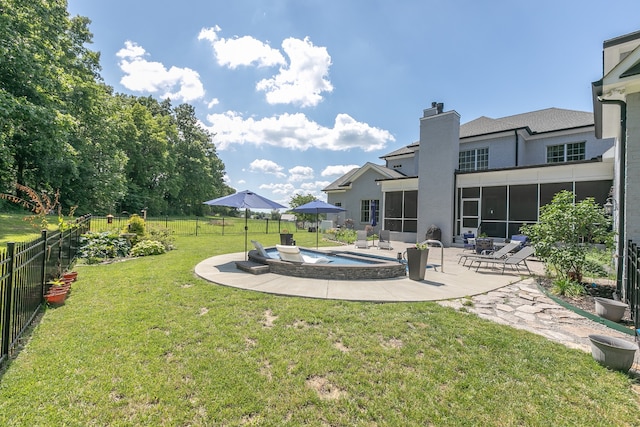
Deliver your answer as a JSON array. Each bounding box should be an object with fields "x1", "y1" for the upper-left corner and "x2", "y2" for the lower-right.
[
  {"x1": 316, "y1": 211, "x2": 319, "y2": 249},
  {"x1": 244, "y1": 209, "x2": 248, "y2": 261}
]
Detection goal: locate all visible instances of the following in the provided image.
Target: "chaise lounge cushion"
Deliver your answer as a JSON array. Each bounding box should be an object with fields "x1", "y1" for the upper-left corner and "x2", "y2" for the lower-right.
[{"x1": 275, "y1": 245, "x2": 330, "y2": 264}]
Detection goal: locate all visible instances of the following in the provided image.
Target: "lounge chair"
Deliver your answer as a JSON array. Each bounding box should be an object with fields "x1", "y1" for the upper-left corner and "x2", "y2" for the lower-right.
[
  {"x1": 355, "y1": 230, "x2": 370, "y2": 249},
  {"x1": 251, "y1": 240, "x2": 270, "y2": 258},
  {"x1": 509, "y1": 234, "x2": 528, "y2": 248},
  {"x1": 378, "y1": 230, "x2": 393, "y2": 250},
  {"x1": 458, "y1": 240, "x2": 520, "y2": 266},
  {"x1": 275, "y1": 245, "x2": 330, "y2": 264},
  {"x1": 471, "y1": 245, "x2": 535, "y2": 274}
]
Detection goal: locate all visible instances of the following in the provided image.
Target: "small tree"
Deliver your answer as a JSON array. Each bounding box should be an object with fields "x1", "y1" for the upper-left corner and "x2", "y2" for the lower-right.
[{"x1": 521, "y1": 190, "x2": 613, "y2": 282}]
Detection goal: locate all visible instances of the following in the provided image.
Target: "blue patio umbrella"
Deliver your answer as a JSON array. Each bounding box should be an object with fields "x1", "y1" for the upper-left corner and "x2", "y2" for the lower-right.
[
  {"x1": 370, "y1": 200, "x2": 377, "y2": 227},
  {"x1": 291, "y1": 199, "x2": 346, "y2": 248},
  {"x1": 203, "y1": 190, "x2": 286, "y2": 260}
]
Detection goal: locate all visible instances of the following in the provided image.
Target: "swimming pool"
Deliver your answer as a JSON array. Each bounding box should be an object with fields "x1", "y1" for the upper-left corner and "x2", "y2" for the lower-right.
[{"x1": 251, "y1": 247, "x2": 407, "y2": 280}]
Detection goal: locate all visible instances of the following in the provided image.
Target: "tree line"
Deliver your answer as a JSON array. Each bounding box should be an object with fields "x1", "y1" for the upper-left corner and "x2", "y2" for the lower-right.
[{"x1": 0, "y1": 0, "x2": 232, "y2": 216}]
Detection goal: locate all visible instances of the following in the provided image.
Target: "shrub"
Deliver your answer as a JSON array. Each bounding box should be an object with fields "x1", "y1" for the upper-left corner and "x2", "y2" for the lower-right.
[
  {"x1": 124, "y1": 214, "x2": 146, "y2": 245},
  {"x1": 551, "y1": 278, "x2": 586, "y2": 297},
  {"x1": 521, "y1": 190, "x2": 613, "y2": 282},
  {"x1": 146, "y1": 226, "x2": 175, "y2": 251},
  {"x1": 131, "y1": 240, "x2": 166, "y2": 257},
  {"x1": 79, "y1": 231, "x2": 130, "y2": 264}
]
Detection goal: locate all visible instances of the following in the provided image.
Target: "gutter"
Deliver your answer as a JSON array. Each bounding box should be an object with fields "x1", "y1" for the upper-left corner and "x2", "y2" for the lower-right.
[{"x1": 596, "y1": 97, "x2": 626, "y2": 295}]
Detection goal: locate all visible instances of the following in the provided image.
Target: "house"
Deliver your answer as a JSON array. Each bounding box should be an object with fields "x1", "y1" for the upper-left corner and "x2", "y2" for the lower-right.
[
  {"x1": 592, "y1": 29, "x2": 640, "y2": 293},
  {"x1": 324, "y1": 104, "x2": 615, "y2": 245}
]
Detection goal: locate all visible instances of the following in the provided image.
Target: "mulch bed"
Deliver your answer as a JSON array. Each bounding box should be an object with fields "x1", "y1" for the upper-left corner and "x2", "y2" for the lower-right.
[{"x1": 537, "y1": 277, "x2": 636, "y2": 328}]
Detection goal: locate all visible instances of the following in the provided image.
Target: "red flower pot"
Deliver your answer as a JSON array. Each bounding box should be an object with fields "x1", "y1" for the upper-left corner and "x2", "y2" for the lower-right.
[
  {"x1": 63, "y1": 271, "x2": 78, "y2": 282},
  {"x1": 45, "y1": 291, "x2": 67, "y2": 305}
]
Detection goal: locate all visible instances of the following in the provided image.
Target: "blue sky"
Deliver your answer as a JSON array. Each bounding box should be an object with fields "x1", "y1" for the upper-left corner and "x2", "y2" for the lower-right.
[{"x1": 67, "y1": 0, "x2": 640, "y2": 208}]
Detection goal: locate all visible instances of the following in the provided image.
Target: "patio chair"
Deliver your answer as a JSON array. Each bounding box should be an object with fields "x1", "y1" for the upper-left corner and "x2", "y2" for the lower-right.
[
  {"x1": 458, "y1": 240, "x2": 520, "y2": 266},
  {"x1": 462, "y1": 233, "x2": 475, "y2": 252},
  {"x1": 355, "y1": 230, "x2": 370, "y2": 249},
  {"x1": 471, "y1": 245, "x2": 535, "y2": 275},
  {"x1": 275, "y1": 245, "x2": 330, "y2": 264},
  {"x1": 251, "y1": 240, "x2": 270, "y2": 258},
  {"x1": 378, "y1": 230, "x2": 393, "y2": 250}
]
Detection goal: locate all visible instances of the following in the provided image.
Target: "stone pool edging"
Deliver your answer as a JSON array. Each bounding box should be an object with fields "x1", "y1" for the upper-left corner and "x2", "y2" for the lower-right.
[{"x1": 248, "y1": 249, "x2": 407, "y2": 280}]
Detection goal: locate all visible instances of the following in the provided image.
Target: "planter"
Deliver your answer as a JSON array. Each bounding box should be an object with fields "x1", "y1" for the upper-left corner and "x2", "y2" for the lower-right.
[
  {"x1": 407, "y1": 247, "x2": 429, "y2": 281},
  {"x1": 63, "y1": 271, "x2": 78, "y2": 282},
  {"x1": 594, "y1": 297, "x2": 628, "y2": 322},
  {"x1": 588, "y1": 334, "x2": 637, "y2": 372},
  {"x1": 45, "y1": 291, "x2": 67, "y2": 305},
  {"x1": 280, "y1": 233, "x2": 294, "y2": 245}
]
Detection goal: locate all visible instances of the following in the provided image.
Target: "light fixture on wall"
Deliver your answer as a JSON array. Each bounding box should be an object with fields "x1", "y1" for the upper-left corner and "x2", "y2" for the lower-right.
[{"x1": 604, "y1": 196, "x2": 616, "y2": 216}]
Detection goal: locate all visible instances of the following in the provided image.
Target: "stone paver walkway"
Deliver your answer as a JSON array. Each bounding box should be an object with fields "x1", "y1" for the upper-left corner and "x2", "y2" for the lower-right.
[{"x1": 438, "y1": 277, "x2": 640, "y2": 375}]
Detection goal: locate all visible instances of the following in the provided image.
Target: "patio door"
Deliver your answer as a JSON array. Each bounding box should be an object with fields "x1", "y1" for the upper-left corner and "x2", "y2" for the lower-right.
[{"x1": 461, "y1": 198, "x2": 480, "y2": 234}]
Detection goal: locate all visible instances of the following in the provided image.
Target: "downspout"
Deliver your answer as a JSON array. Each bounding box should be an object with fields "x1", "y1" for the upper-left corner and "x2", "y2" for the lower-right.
[
  {"x1": 514, "y1": 129, "x2": 519, "y2": 166},
  {"x1": 597, "y1": 98, "x2": 626, "y2": 295}
]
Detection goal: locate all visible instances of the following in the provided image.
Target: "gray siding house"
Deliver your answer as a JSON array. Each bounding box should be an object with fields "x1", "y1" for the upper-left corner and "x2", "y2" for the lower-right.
[{"x1": 324, "y1": 105, "x2": 615, "y2": 245}]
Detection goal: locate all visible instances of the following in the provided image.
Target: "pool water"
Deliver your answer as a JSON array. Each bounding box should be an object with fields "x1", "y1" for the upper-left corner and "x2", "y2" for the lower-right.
[{"x1": 265, "y1": 248, "x2": 392, "y2": 265}]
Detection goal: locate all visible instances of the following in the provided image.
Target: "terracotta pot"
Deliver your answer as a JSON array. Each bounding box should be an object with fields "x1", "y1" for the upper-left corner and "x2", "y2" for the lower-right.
[
  {"x1": 45, "y1": 291, "x2": 67, "y2": 305},
  {"x1": 63, "y1": 271, "x2": 78, "y2": 282}
]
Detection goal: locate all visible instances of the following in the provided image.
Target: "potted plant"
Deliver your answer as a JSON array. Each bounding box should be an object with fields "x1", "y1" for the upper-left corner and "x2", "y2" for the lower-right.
[
  {"x1": 280, "y1": 229, "x2": 294, "y2": 245},
  {"x1": 407, "y1": 242, "x2": 429, "y2": 281}
]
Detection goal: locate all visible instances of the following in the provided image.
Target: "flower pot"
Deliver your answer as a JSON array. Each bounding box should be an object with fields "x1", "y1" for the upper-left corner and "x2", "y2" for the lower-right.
[
  {"x1": 594, "y1": 297, "x2": 628, "y2": 322},
  {"x1": 280, "y1": 233, "x2": 294, "y2": 245},
  {"x1": 63, "y1": 271, "x2": 78, "y2": 282},
  {"x1": 407, "y1": 247, "x2": 429, "y2": 281},
  {"x1": 45, "y1": 291, "x2": 67, "y2": 305},
  {"x1": 588, "y1": 334, "x2": 637, "y2": 372}
]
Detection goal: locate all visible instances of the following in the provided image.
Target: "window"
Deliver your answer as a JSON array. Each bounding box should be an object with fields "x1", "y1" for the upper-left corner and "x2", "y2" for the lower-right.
[
  {"x1": 546, "y1": 142, "x2": 585, "y2": 163},
  {"x1": 360, "y1": 199, "x2": 379, "y2": 223},
  {"x1": 459, "y1": 148, "x2": 488, "y2": 171},
  {"x1": 384, "y1": 191, "x2": 417, "y2": 232}
]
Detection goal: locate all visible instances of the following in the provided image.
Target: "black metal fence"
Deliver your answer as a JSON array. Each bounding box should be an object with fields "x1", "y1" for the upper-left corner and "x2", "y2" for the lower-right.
[
  {"x1": 625, "y1": 240, "x2": 640, "y2": 333},
  {"x1": 89, "y1": 215, "x2": 295, "y2": 236},
  {"x1": 0, "y1": 215, "x2": 90, "y2": 367}
]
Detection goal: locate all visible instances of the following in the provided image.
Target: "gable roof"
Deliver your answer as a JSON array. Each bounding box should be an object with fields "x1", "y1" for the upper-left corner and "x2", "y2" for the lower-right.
[
  {"x1": 380, "y1": 107, "x2": 594, "y2": 159},
  {"x1": 460, "y1": 108, "x2": 594, "y2": 138},
  {"x1": 322, "y1": 162, "x2": 405, "y2": 192}
]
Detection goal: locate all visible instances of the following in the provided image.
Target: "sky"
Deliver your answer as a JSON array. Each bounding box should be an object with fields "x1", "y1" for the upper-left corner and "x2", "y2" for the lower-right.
[{"x1": 66, "y1": 0, "x2": 640, "y2": 208}]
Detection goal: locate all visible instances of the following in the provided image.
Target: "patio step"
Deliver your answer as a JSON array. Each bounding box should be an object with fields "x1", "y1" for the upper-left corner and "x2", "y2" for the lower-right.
[{"x1": 235, "y1": 260, "x2": 270, "y2": 275}]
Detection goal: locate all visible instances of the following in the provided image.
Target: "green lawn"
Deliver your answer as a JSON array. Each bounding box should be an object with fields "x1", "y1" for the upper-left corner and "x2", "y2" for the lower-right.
[
  {"x1": 0, "y1": 213, "x2": 56, "y2": 244},
  {"x1": 0, "y1": 231, "x2": 638, "y2": 425}
]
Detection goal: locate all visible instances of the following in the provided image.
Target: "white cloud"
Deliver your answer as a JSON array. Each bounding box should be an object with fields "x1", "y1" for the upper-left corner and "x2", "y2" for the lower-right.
[
  {"x1": 198, "y1": 27, "x2": 331, "y2": 107},
  {"x1": 249, "y1": 159, "x2": 286, "y2": 178},
  {"x1": 321, "y1": 165, "x2": 360, "y2": 177},
  {"x1": 205, "y1": 111, "x2": 394, "y2": 152},
  {"x1": 116, "y1": 41, "x2": 205, "y2": 102},
  {"x1": 259, "y1": 182, "x2": 296, "y2": 196},
  {"x1": 288, "y1": 166, "x2": 314, "y2": 182},
  {"x1": 256, "y1": 37, "x2": 333, "y2": 107},
  {"x1": 207, "y1": 98, "x2": 220, "y2": 108},
  {"x1": 301, "y1": 181, "x2": 331, "y2": 192},
  {"x1": 198, "y1": 26, "x2": 285, "y2": 69}
]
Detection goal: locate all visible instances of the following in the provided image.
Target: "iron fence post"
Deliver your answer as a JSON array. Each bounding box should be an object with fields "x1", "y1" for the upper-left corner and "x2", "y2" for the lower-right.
[
  {"x1": 40, "y1": 230, "x2": 48, "y2": 303},
  {"x1": 196, "y1": 217, "x2": 198, "y2": 237},
  {"x1": 2, "y1": 243, "x2": 15, "y2": 358}
]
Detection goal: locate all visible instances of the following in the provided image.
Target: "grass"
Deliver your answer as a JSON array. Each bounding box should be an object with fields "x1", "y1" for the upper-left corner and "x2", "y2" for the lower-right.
[
  {"x1": 0, "y1": 229, "x2": 638, "y2": 425},
  {"x1": 0, "y1": 213, "x2": 57, "y2": 244}
]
